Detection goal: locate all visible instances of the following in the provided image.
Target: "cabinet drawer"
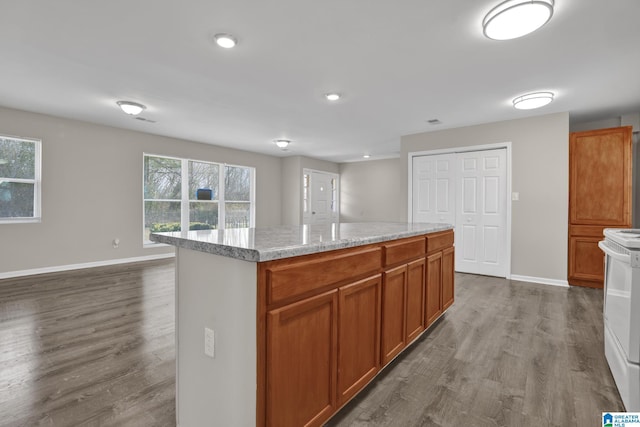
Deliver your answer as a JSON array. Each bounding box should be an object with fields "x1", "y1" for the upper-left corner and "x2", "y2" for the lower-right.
[
  {"x1": 426, "y1": 230, "x2": 454, "y2": 254},
  {"x1": 383, "y1": 237, "x2": 425, "y2": 267},
  {"x1": 266, "y1": 247, "x2": 382, "y2": 305}
]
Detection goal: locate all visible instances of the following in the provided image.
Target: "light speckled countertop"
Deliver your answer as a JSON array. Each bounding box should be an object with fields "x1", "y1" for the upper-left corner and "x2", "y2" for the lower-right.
[{"x1": 150, "y1": 222, "x2": 452, "y2": 262}]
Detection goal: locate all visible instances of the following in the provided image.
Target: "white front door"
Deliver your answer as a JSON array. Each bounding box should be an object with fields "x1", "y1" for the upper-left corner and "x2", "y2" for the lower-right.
[
  {"x1": 455, "y1": 149, "x2": 507, "y2": 276},
  {"x1": 305, "y1": 170, "x2": 339, "y2": 224},
  {"x1": 412, "y1": 154, "x2": 456, "y2": 225}
]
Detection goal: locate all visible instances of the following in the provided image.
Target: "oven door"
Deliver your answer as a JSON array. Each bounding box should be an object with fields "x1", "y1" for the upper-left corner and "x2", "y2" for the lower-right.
[{"x1": 599, "y1": 240, "x2": 636, "y2": 363}]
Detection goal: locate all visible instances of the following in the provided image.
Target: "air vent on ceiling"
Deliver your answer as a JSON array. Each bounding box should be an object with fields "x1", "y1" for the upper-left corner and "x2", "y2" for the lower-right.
[
  {"x1": 134, "y1": 117, "x2": 156, "y2": 123},
  {"x1": 427, "y1": 119, "x2": 441, "y2": 125}
]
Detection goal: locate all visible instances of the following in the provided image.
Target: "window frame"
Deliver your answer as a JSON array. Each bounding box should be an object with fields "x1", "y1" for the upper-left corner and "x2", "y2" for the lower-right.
[
  {"x1": 143, "y1": 153, "x2": 255, "y2": 245},
  {"x1": 0, "y1": 135, "x2": 42, "y2": 224}
]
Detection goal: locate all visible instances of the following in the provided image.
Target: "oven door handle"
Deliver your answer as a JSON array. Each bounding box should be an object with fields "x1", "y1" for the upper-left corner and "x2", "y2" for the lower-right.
[{"x1": 598, "y1": 241, "x2": 631, "y2": 264}]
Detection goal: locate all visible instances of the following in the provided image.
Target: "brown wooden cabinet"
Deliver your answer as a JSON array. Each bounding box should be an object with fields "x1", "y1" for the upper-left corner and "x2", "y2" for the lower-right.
[
  {"x1": 442, "y1": 247, "x2": 455, "y2": 311},
  {"x1": 266, "y1": 290, "x2": 338, "y2": 427},
  {"x1": 406, "y1": 258, "x2": 426, "y2": 343},
  {"x1": 426, "y1": 251, "x2": 442, "y2": 326},
  {"x1": 568, "y1": 126, "x2": 632, "y2": 288},
  {"x1": 258, "y1": 231, "x2": 454, "y2": 427},
  {"x1": 337, "y1": 275, "x2": 381, "y2": 406},
  {"x1": 381, "y1": 265, "x2": 407, "y2": 365},
  {"x1": 425, "y1": 230, "x2": 454, "y2": 326}
]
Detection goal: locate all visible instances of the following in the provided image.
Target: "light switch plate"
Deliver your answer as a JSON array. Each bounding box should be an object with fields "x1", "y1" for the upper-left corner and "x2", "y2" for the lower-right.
[{"x1": 205, "y1": 327, "x2": 215, "y2": 358}]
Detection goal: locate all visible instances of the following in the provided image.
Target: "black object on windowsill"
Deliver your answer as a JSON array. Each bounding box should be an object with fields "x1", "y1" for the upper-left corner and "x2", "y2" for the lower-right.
[{"x1": 196, "y1": 188, "x2": 213, "y2": 200}]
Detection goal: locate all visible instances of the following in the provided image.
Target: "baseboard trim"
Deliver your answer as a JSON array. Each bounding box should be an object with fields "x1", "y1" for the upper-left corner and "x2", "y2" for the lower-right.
[
  {"x1": 510, "y1": 274, "x2": 570, "y2": 288},
  {"x1": 0, "y1": 253, "x2": 175, "y2": 280}
]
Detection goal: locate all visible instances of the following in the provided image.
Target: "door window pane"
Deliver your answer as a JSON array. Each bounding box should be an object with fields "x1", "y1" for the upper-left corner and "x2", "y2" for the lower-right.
[
  {"x1": 0, "y1": 182, "x2": 34, "y2": 218},
  {"x1": 144, "y1": 156, "x2": 181, "y2": 199}
]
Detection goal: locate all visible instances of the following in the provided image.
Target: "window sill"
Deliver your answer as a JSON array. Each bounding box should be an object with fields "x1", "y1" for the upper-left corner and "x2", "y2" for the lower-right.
[
  {"x1": 144, "y1": 241, "x2": 171, "y2": 249},
  {"x1": 0, "y1": 217, "x2": 42, "y2": 225}
]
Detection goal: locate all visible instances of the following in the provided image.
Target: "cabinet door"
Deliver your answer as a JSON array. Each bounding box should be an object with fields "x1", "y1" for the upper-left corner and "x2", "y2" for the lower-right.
[
  {"x1": 405, "y1": 258, "x2": 425, "y2": 343},
  {"x1": 568, "y1": 235, "x2": 605, "y2": 287},
  {"x1": 338, "y1": 275, "x2": 381, "y2": 406},
  {"x1": 442, "y1": 247, "x2": 455, "y2": 310},
  {"x1": 266, "y1": 290, "x2": 338, "y2": 427},
  {"x1": 569, "y1": 127, "x2": 632, "y2": 226},
  {"x1": 426, "y1": 252, "x2": 443, "y2": 326},
  {"x1": 381, "y1": 265, "x2": 407, "y2": 365}
]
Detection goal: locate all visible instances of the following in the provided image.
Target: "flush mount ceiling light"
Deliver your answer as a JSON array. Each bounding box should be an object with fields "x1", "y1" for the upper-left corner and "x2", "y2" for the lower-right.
[
  {"x1": 274, "y1": 139, "x2": 290, "y2": 149},
  {"x1": 483, "y1": 0, "x2": 554, "y2": 40},
  {"x1": 116, "y1": 101, "x2": 146, "y2": 115},
  {"x1": 325, "y1": 93, "x2": 341, "y2": 101},
  {"x1": 512, "y1": 91, "x2": 554, "y2": 109},
  {"x1": 363, "y1": 154, "x2": 371, "y2": 159},
  {"x1": 213, "y1": 33, "x2": 237, "y2": 49}
]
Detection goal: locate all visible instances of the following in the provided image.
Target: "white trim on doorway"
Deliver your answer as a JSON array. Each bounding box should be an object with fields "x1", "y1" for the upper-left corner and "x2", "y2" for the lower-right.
[{"x1": 407, "y1": 142, "x2": 512, "y2": 279}]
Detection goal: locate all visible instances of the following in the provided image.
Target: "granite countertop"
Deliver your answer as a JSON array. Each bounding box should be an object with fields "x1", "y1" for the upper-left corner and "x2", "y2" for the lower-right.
[{"x1": 150, "y1": 222, "x2": 452, "y2": 262}]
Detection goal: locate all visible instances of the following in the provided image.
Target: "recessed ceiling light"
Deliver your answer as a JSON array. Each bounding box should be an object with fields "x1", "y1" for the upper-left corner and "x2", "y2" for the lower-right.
[
  {"x1": 325, "y1": 93, "x2": 341, "y2": 101},
  {"x1": 274, "y1": 139, "x2": 290, "y2": 149},
  {"x1": 116, "y1": 101, "x2": 146, "y2": 115},
  {"x1": 483, "y1": 0, "x2": 554, "y2": 40},
  {"x1": 512, "y1": 91, "x2": 554, "y2": 110},
  {"x1": 363, "y1": 154, "x2": 371, "y2": 159},
  {"x1": 427, "y1": 119, "x2": 442, "y2": 125},
  {"x1": 214, "y1": 33, "x2": 237, "y2": 49}
]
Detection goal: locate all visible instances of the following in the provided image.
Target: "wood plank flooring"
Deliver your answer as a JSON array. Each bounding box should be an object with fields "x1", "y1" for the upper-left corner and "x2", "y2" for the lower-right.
[
  {"x1": 327, "y1": 273, "x2": 625, "y2": 427},
  {"x1": 0, "y1": 261, "x2": 624, "y2": 427},
  {"x1": 0, "y1": 260, "x2": 176, "y2": 427}
]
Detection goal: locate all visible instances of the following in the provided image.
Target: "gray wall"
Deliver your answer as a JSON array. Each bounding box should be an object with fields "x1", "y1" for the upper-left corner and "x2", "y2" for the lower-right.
[
  {"x1": 339, "y1": 158, "x2": 404, "y2": 222},
  {"x1": 281, "y1": 156, "x2": 339, "y2": 225},
  {"x1": 0, "y1": 106, "x2": 282, "y2": 274},
  {"x1": 339, "y1": 113, "x2": 570, "y2": 281}
]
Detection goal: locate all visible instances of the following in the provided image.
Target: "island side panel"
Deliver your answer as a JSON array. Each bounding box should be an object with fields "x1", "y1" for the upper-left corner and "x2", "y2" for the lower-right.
[{"x1": 176, "y1": 247, "x2": 257, "y2": 427}]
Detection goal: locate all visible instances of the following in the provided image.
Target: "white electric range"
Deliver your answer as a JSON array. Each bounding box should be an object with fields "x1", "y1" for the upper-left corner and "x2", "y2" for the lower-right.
[{"x1": 598, "y1": 228, "x2": 640, "y2": 411}]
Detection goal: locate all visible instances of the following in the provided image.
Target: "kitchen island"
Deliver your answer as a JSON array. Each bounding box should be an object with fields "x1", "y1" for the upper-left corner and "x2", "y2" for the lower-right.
[{"x1": 151, "y1": 222, "x2": 454, "y2": 427}]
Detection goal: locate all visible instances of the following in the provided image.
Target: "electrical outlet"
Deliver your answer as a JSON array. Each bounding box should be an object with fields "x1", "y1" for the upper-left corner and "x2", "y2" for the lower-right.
[{"x1": 204, "y1": 327, "x2": 215, "y2": 358}]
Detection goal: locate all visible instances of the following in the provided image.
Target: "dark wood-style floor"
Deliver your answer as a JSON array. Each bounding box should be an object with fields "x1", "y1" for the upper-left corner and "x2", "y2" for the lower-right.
[{"x1": 0, "y1": 260, "x2": 624, "y2": 427}]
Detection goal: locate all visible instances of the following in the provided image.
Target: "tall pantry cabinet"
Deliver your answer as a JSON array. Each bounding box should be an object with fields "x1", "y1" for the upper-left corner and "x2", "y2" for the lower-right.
[{"x1": 568, "y1": 126, "x2": 633, "y2": 288}]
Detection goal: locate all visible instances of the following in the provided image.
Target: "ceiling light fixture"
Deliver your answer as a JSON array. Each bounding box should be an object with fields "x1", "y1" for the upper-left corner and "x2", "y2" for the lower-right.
[
  {"x1": 483, "y1": 0, "x2": 554, "y2": 40},
  {"x1": 325, "y1": 93, "x2": 341, "y2": 101},
  {"x1": 214, "y1": 33, "x2": 237, "y2": 49},
  {"x1": 274, "y1": 139, "x2": 290, "y2": 149},
  {"x1": 116, "y1": 101, "x2": 146, "y2": 115},
  {"x1": 512, "y1": 91, "x2": 554, "y2": 110},
  {"x1": 363, "y1": 154, "x2": 371, "y2": 159}
]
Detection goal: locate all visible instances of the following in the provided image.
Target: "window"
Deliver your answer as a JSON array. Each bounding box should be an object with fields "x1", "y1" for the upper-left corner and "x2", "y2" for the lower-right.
[
  {"x1": 143, "y1": 154, "x2": 255, "y2": 242},
  {"x1": 0, "y1": 135, "x2": 41, "y2": 223}
]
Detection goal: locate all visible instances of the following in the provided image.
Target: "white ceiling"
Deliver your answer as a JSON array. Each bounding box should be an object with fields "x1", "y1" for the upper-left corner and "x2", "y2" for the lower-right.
[{"x1": 1, "y1": 0, "x2": 639, "y2": 163}]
